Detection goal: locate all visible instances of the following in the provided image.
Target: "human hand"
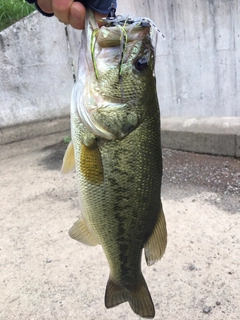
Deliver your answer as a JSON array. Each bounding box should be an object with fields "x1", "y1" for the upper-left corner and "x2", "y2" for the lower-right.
[{"x1": 37, "y1": 0, "x2": 106, "y2": 29}]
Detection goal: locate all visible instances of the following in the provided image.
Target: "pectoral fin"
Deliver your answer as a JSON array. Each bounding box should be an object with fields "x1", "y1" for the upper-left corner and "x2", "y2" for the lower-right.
[
  {"x1": 144, "y1": 207, "x2": 167, "y2": 266},
  {"x1": 69, "y1": 218, "x2": 98, "y2": 246},
  {"x1": 60, "y1": 141, "x2": 75, "y2": 174},
  {"x1": 80, "y1": 143, "x2": 104, "y2": 184}
]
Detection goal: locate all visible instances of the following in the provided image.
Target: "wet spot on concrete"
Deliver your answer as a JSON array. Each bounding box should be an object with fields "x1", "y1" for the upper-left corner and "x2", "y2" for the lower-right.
[{"x1": 39, "y1": 141, "x2": 67, "y2": 171}]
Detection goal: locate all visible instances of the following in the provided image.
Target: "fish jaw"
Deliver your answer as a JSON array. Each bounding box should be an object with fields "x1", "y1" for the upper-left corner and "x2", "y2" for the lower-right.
[
  {"x1": 72, "y1": 81, "x2": 118, "y2": 140},
  {"x1": 73, "y1": 74, "x2": 151, "y2": 141}
]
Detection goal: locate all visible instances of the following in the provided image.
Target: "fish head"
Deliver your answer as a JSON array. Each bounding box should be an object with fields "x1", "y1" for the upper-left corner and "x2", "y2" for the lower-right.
[
  {"x1": 76, "y1": 12, "x2": 158, "y2": 140},
  {"x1": 93, "y1": 23, "x2": 155, "y2": 99}
]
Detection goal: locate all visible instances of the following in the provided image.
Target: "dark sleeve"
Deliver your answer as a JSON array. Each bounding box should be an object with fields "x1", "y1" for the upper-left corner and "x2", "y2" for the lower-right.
[
  {"x1": 25, "y1": 0, "x2": 117, "y2": 17},
  {"x1": 25, "y1": 0, "x2": 53, "y2": 16},
  {"x1": 85, "y1": 0, "x2": 117, "y2": 14}
]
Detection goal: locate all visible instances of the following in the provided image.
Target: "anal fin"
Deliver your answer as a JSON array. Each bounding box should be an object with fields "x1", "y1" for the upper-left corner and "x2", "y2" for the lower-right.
[
  {"x1": 60, "y1": 141, "x2": 75, "y2": 174},
  {"x1": 144, "y1": 206, "x2": 167, "y2": 266},
  {"x1": 69, "y1": 218, "x2": 98, "y2": 246}
]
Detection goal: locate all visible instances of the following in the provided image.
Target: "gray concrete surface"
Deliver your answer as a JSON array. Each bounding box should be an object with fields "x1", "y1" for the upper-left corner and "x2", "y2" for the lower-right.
[
  {"x1": 1, "y1": 0, "x2": 240, "y2": 133},
  {"x1": 161, "y1": 117, "x2": 240, "y2": 157},
  {"x1": 1, "y1": 2, "x2": 240, "y2": 156},
  {"x1": 152, "y1": 0, "x2": 240, "y2": 117},
  {"x1": 0, "y1": 12, "x2": 81, "y2": 128},
  {"x1": 1, "y1": 116, "x2": 239, "y2": 158},
  {"x1": 0, "y1": 134, "x2": 239, "y2": 320},
  {"x1": 0, "y1": 117, "x2": 69, "y2": 145}
]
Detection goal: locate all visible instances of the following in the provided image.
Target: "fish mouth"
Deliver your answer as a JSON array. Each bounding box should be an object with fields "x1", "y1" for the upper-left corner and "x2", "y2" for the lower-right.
[{"x1": 89, "y1": 15, "x2": 151, "y2": 79}]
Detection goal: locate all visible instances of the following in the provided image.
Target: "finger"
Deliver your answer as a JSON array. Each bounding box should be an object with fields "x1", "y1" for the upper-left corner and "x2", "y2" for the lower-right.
[
  {"x1": 37, "y1": 0, "x2": 53, "y2": 13},
  {"x1": 52, "y1": 0, "x2": 73, "y2": 24},
  {"x1": 94, "y1": 11, "x2": 107, "y2": 27},
  {"x1": 69, "y1": 2, "x2": 86, "y2": 30}
]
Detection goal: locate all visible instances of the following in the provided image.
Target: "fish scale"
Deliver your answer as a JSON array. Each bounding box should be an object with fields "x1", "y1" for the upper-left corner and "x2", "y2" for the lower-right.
[{"x1": 61, "y1": 8, "x2": 167, "y2": 319}]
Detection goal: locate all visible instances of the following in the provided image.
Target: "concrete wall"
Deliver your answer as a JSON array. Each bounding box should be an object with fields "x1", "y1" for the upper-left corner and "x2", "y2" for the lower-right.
[
  {"x1": 118, "y1": 0, "x2": 240, "y2": 117},
  {"x1": 0, "y1": 11, "x2": 81, "y2": 129},
  {"x1": 0, "y1": 2, "x2": 240, "y2": 155}
]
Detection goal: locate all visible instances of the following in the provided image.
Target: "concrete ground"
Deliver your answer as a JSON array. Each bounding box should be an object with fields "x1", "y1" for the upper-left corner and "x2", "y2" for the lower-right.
[{"x1": 0, "y1": 133, "x2": 239, "y2": 320}]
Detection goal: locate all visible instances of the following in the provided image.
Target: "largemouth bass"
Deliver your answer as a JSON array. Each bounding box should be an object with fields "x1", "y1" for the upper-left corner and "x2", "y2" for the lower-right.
[{"x1": 61, "y1": 9, "x2": 167, "y2": 319}]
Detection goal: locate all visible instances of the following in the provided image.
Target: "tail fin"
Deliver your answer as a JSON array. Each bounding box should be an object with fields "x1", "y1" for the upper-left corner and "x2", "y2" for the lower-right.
[{"x1": 105, "y1": 275, "x2": 155, "y2": 319}]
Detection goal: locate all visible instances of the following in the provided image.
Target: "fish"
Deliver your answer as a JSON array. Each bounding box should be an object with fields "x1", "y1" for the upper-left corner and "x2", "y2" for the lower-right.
[{"x1": 61, "y1": 9, "x2": 167, "y2": 319}]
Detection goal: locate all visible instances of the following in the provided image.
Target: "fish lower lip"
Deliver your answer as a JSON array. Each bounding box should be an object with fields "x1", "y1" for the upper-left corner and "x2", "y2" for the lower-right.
[{"x1": 98, "y1": 103, "x2": 127, "y2": 110}]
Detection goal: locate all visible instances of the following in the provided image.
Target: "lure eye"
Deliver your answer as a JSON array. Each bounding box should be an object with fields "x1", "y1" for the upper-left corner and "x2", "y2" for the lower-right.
[{"x1": 134, "y1": 57, "x2": 149, "y2": 72}]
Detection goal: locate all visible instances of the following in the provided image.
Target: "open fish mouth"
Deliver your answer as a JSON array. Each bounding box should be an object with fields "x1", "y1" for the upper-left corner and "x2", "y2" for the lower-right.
[{"x1": 90, "y1": 15, "x2": 159, "y2": 80}]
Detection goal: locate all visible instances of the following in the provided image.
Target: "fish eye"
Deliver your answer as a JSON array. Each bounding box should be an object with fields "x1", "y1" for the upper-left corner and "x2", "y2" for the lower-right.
[{"x1": 134, "y1": 57, "x2": 149, "y2": 72}]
